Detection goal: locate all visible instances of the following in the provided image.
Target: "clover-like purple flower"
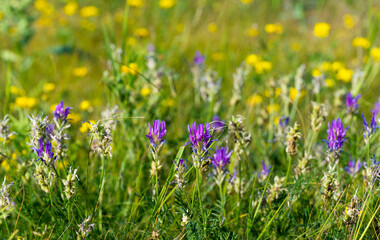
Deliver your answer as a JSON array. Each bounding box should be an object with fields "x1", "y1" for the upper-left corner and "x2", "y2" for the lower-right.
[
  {"x1": 211, "y1": 115, "x2": 224, "y2": 132},
  {"x1": 32, "y1": 138, "x2": 56, "y2": 164},
  {"x1": 260, "y1": 160, "x2": 272, "y2": 178},
  {"x1": 53, "y1": 101, "x2": 72, "y2": 121},
  {"x1": 146, "y1": 119, "x2": 167, "y2": 148},
  {"x1": 211, "y1": 147, "x2": 233, "y2": 170},
  {"x1": 345, "y1": 157, "x2": 363, "y2": 177},
  {"x1": 346, "y1": 93, "x2": 361, "y2": 113},
  {"x1": 187, "y1": 122, "x2": 216, "y2": 153},
  {"x1": 362, "y1": 112, "x2": 378, "y2": 143},
  {"x1": 193, "y1": 51, "x2": 205, "y2": 66},
  {"x1": 326, "y1": 118, "x2": 349, "y2": 152},
  {"x1": 279, "y1": 116, "x2": 289, "y2": 128}
]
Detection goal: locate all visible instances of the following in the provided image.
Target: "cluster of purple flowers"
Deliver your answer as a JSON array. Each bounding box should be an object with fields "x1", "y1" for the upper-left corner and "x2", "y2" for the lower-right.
[
  {"x1": 211, "y1": 147, "x2": 233, "y2": 171},
  {"x1": 346, "y1": 93, "x2": 361, "y2": 113},
  {"x1": 193, "y1": 51, "x2": 205, "y2": 66},
  {"x1": 279, "y1": 116, "x2": 289, "y2": 129},
  {"x1": 187, "y1": 122, "x2": 216, "y2": 154},
  {"x1": 32, "y1": 138, "x2": 56, "y2": 165},
  {"x1": 145, "y1": 119, "x2": 167, "y2": 148},
  {"x1": 362, "y1": 113, "x2": 378, "y2": 143},
  {"x1": 53, "y1": 101, "x2": 72, "y2": 122},
  {"x1": 344, "y1": 157, "x2": 363, "y2": 177},
  {"x1": 325, "y1": 118, "x2": 349, "y2": 152}
]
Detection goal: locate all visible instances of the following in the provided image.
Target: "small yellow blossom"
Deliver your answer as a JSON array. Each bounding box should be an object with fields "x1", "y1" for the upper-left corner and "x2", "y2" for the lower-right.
[
  {"x1": 241, "y1": 0, "x2": 253, "y2": 3},
  {"x1": 267, "y1": 104, "x2": 280, "y2": 113},
  {"x1": 289, "y1": 87, "x2": 298, "y2": 101},
  {"x1": 10, "y1": 86, "x2": 25, "y2": 96},
  {"x1": 208, "y1": 23, "x2": 218, "y2": 33},
  {"x1": 264, "y1": 90, "x2": 271, "y2": 98},
  {"x1": 73, "y1": 67, "x2": 88, "y2": 77},
  {"x1": 325, "y1": 78, "x2": 335, "y2": 88},
  {"x1": 245, "y1": 54, "x2": 261, "y2": 66},
  {"x1": 128, "y1": 0, "x2": 145, "y2": 7},
  {"x1": 312, "y1": 69, "x2": 322, "y2": 77},
  {"x1": 80, "y1": 6, "x2": 99, "y2": 18},
  {"x1": 140, "y1": 87, "x2": 151, "y2": 97},
  {"x1": 134, "y1": 28, "x2": 149, "y2": 38},
  {"x1": 80, "y1": 120, "x2": 95, "y2": 133},
  {"x1": 331, "y1": 61, "x2": 344, "y2": 71},
  {"x1": 1, "y1": 161, "x2": 10, "y2": 172},
  {"x1": 68, "y1": 113, "x2": 81, "y2": 124},
  {"x1": 246, "y1": 26, "x2": 259, "y2": 37},
  {"x1": 246, "y1": 94, "x2": 263, "y2": 106},
  {"x1": 159, "y1": 0, "x2": 176, "y2": 9},
  {"x1": 321, "y1": 62, "x2": 331, "y2": 71},
  {"x1": 255, "y1": 61, "x2": 272, "y2": 74},
  {"x1": 50, "y1": 103, "x2": 58, "y2": 113},
  {"x1": 370, "y1": 47, "x2": 380, "y2": 61},
  {"x1": 43, "y1": 83, "x2": 55, "y2": 92},
  {"x1": 36, "y1": 17, "x2": 53, "y2": 27},
  {"x1": 34, "y1": 0, "x2": 54, "y2": 15},
  {"x1": 212, "y1": 52, "x2": 225, "y2": 61},
  {"x1": 275, "y1": 87, "x2": 282, "y2": 97},
  {"x1": 15, "y1": 97, "x2": 37, "y2": 109},
  {"x1": 336, "y1": 68, "x2": 353, "y2": 82},
  {"x1": 80, "y1": 100, "x2": 92, "y2": 111},
  {"x1": 265, "y1": 23, "x2": 283, "y2": 34},
  {"x1": 343, "y1": 14, "x2": 355, "y2": 29},
  {"x1": 64, "y1": 1, "x2": 78, "y2": 16},
  {"x1": 127, "y1": 37, "x2": 137, "y2": 46},
  {"x1": 352, "y1": 37, "x2": 370, "y2": 49},
  {"x1": 122, "y1": 63, "x2": 140, "y2": 75},
  {"x1": 313, "y1": 22, "x2": 330, "y2": 38}
]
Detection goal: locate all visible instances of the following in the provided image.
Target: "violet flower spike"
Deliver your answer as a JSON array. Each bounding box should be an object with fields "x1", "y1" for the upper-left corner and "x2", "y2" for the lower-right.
[
  {"x1": 260, "y1": 160, "x2": 272, "y2": 178},
  {"x1": 145, "y1": 119, "x2": 167, "y2": 148},
  {"x1": 279, "y1": 116, "x2": 289, "y2": 128},
  {"x1": 211, "y1": 115, "x2": 224, "y2": 132},
  {"x1": 211, "y1": 147, "x2": 233, "y2": 170},
  {"x1": 186, "y1": 122, "x2": 216, "y2": 153},
  {"x1": 325, "y1": 118, "x2": 349, "y2": 152},
  {"x1": 345, "y1": 157, "x2": 363, "y2": 177},
  {"x1": 53, "y1": 101, "x2": 72, "y2": 121},
  {"x1": 362, "y1": 112, "x2": 378, "y2": 143},
  {"x1": 31, "y1": 138, "x2": 56, "y2": 164},
  {"x1": 193, "y1": 51, "x2": 205, "y2": 66},
  {"x1": 346, "y1": 93, "x2": 361, "y2": 113}
]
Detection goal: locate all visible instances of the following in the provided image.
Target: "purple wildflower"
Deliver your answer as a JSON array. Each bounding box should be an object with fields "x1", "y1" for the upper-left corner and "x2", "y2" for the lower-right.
[
  {"x1": 345, "y1": 157, "x2": 363, "y2": 177},
  {"x1": 326, "y1": 118, "x2": 349, "y2": 152},
  {"x1": 279, "y1": 116, "x2": 289, "y2": 128},
  {"x1": 193, "y1": 51, "x2": 205, "y2": 66},
  {"x1": 53, "y1": 101, "x2": 72, "y2": 121},
  {"x1": 362, "y1": 112, "x2": 378, "y2": 143},
  {"x1": 187, "y1": 122, "x2": 215, "y2": 153},
  {"x1": 32, "y1": 138, "x2": 56, "y2": 164},
  {"x1": 211, "y1": 115, "x2": 224, "y2": 132},
  {"x1": 211, "y1": 147, "x2": 233, "y2": 170},
  {"x1": 373, "y1": 102, "x2": 380, "y2": 117},
  {"x1": 228, "y1": 171, "x2": 237, "y2": 184},
  {"x1": 260, "y1": 160, "x2": 272, "y2": 178},
  {"x1": 346, "y1": 93, "x2": 361, "y2": 113},
  {"x1": 174, "y1": 158, "x2": 187, "y2": 188},
  {"x1": 145, "y1": 119, "x2": 167, "y2": 148}
]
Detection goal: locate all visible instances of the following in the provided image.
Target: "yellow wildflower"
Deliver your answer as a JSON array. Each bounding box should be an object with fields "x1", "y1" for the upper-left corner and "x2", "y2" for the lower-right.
[
  {"x1": 321, "y1": 62, "x2": 331, "y2": 71},
  {"x1": 289, "y1": 87, "x2": 298, "y2": 101},
  {"x1": 134, "y1": 28, "x2": 149, "y2": 38},
  {"x1": 122, "y1": 63, "x2": 140, "y2": 75},
  {"x1": 267, "y1": 104, "x2": 280, "y2": 113},
  {"x1": 255, "y1": 61, "x2": 272, "y2": 74},
  {"x1": 331, "y1": 61, "x2": 344, "y2": 71},
  {"x1": 10, "y1": 86, "x2": 25, "y2": 95},
  {"x1": 80, "y1": 100, "x2": 92, "y2": 111},
  {"x1": 159, "y1": 0, "x2": 176, "y2": 9},
  {"x1": 343, "y1": 14, "x2": 355, "y2": 29},
  {"x1": 73, "y1": 67, "x2": 88, "y2": 77},
  {"x1": 80, "y1": 6, "x2": 99, "y2": 18},
  {"x1": 370, "y1": 47, "x2": 380, "y2": 61},
  {"x1": 15, "y1": 97, "x2": 37, "y2": 109},
  {"x1": 68, "y1": 113, "x2": 81, "y2": 124},
  {"x1": 352, "y1": 37, "x2": 370, "y2": 49},
  {"x1": 1, "y1": 161, "x2": 10, "y2": 172},
  {"x1": 336, "y1": 68, "x2": 353, "y2": 82},
  {"x1": 128, "y1": 0, "x2": 145, "y2": 7},
  {"x1": 312, "y1": 69, "x2": 322, "y2": 77},
  {"x1": 208, "y1": 23, "x2": 218, "y2": 33},
  {"x1": 241, "y1": 0, "x2": 253, "y2": 3},
  {"x1": 34, "y1": 0, "x2": 54, "y2": 15},
  {"x1": 246, "y1": 26, "x2": 259, "y2": 37},
  {"x1": 325, "y1": 78, "x2": 335, "y2": 88},
  {"x1": 246, "y1": 94, "x2": 263, "y2": 106},
  {"x1": 140, "y1": 87, "x2": 151, "y2": 97},
  {"x1": 64, "y1": 1, "x2": 78, "y2": 16},
  {"x1": 245, "y1": 54, "x2": 261, "y2": 66},
  {"x1": 265, "y1": 23, "x2": 283, "y2": 34},
  {"x1": 80, "y1": 120, "x2": 95, "y2": 133},
  {"x1": 275, "y1": 88, "x2": 282, "y2": 97},
  {"x1": 127, "y1": 37, "x2": 137, "y2": 46},
  {"x1": 43, "y1": 83, "x2": 55, "y2": 92},
  {"x1": 313, "y1": 22, "x2": 330, "y2": 38}
]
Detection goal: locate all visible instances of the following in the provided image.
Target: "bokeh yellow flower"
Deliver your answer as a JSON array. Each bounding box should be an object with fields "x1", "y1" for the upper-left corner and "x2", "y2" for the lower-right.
[
  {"x1": 343, "y1": 14, "x2": 355, "y2": 29},
  {"x1": 321, "y1": 62, "x2": 332, "y2": 71},
  {"x1": 265, "y1": 23, "x2": 283, "y2": 34},
  {"x1": 73, "y1": 67, "x2": 88, "y2": 77},
  {"x1": 80, "y1": 6, "x2": 99, "y2": 18},
  {"x1": 370, "y1": 47, "x2": 380, "y2": 61},
  {"x1": 325, "y1": 78, "x2": 335, "y2": 88},
  {"x1": 289, "y1": 87, "x2": 298, "y2": 101},
  {"x1": 80, "y1": 100, "x2": 92, "y2": 111},
  {"x1": 255, "y1": 61, "x2": 272, "y2": 74},
  {"x1": 134, "y1": 28, "x2": 149, "y2": 38},
  {"x1": 80, "y1": 120, "x2": 95, "y2": 133},
  {"x1": 245, "y1": 54, "x2": 261, "y2": 66},
  {"x1": 313, "y1": 22, "x2": 330, "y2": 38},
  {"x1": 336, "y1": 68, "x2": 353, "y2": 82},
  {"x1": 352, "y1": 37, "x2": 370, "y2": 49},
  {"x1": 122, "y1": 63, "x2": 140, "y2": 75},
  {"x1": 64, "y1": 1, "x2": 78, "y2": 16},
  {"x1": 10, "y1": 86, "x2": 25, "y2": 96},
  {"x1": 68, "y1": 113, "x2": 81, "y2": 124},
  {"x1": 159, "y1": 0, "x2": 176, "y2": 9},
  {"x1": 34, "y1": 0, "x2": 54, "y2": 15},
  {"x1": 127, "y1": 37, "x2": 137, "y2": 46},
  {"x1": 246, "y1": 26, "x2": 259, "y2": 37},
  {"x1": 15, "y1": 97, "x2": 37, "y2": 109},
  {"x1": 241, "y1": 0, "x2": 253, "y2": 4},
  {"x1": 267, "y1": 104, "x2": 280, "y2": 113},
  {"x1": 246, "y1": 94, "x2": 263, "y2": 106},
  {"x1": 208, "y1": 23, "x2": 218, "y2": 33},
  {"x1": 43, "y1": 83, "x2": 55, "y2": 92},
  {"x1": 312, "y1": 69, "x2": 322, "y2": 77},
  {"x1": 128, "y1": 0, "x2": 145, "y2": 7},
  {"x1": 80, "y1": 19, "x2": 96, "y2": 31},
  {"x1": 140, "y1": 87, "x2": 151, "y2": 97}
]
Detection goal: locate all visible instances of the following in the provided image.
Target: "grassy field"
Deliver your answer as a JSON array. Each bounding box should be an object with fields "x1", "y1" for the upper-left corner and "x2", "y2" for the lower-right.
[{"x1": 1, "y1": 0, "x2": 380, "y2": 239}]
